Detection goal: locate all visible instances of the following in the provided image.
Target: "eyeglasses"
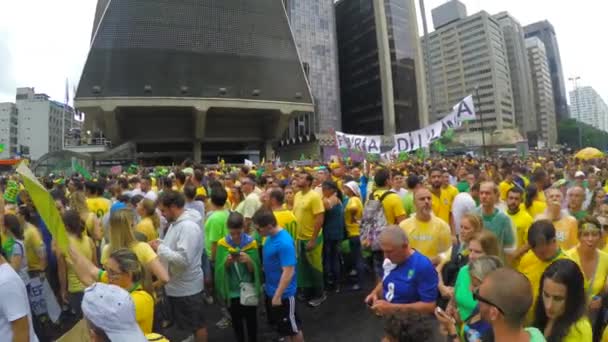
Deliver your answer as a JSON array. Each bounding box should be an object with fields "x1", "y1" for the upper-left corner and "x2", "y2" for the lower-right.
[{"x1": 473, "y1": 288, "x2": 504, "y2": 314}]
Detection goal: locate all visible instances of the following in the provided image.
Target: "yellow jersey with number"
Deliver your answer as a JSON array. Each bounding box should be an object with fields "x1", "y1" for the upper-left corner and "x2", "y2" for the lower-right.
[{"x1": 86, "y1": 197, "x2": 111, "y2": 218}]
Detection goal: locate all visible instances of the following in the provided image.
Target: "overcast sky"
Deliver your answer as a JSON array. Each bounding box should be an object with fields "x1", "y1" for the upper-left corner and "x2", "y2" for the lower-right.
[{"x1": 0, "y1": 0, "x2": 605, "y2": 105}]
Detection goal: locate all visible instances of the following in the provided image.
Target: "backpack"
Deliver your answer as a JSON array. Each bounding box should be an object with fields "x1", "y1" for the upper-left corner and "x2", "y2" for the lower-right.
[{"x1": 360, "y1": 190, "x2": 395, "y2": 251}]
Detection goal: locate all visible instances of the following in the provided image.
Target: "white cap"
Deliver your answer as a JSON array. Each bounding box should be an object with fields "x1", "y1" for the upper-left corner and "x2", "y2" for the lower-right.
[
  {"x1": 82, "y1": 283, "x2": 147, "y2": 342},
  {"x1": 344, "y1": 181, "x2": 361, "y2": 198},
  {"x1": 575, "y1": 171, "x2": 586, "y2": 178}
]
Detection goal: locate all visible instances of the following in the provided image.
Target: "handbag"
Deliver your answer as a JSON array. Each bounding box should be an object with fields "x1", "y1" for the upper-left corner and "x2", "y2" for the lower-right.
[{"x1": 234, "y1": 263, "x2": 259, "y2": 306}]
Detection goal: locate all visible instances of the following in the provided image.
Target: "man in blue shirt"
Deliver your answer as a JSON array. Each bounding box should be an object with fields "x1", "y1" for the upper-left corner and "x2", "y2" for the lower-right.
[
  {"x1": 253, "y1": 208, "x2": 303, "y2": 342},
  {"x1": 364, "y1": 226, "x2": 438, "y2": 316}
]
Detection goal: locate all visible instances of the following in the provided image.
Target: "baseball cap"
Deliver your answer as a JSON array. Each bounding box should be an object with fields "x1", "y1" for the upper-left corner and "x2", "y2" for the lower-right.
[
  {"x1": 344, "y1": 181, "x2": 361, "y2": 198},
  {"x1": 82, "y1": 283, "x2": 147, "y2": 342},
  {"x1": 575, "y1": 171, "x2": 585, "y2": 178}
]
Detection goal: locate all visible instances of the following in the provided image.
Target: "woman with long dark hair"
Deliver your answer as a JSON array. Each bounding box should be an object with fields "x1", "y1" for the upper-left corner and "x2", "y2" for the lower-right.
[
  {"x1": 525, "y1": 184, "x2": 547, "y2": 219},
  {"x1": 321, "y1": 180, "x2": 345, "y2": 292},
  {"x1": 533, "y1": 259, "x2": 592, "y2": 341}
]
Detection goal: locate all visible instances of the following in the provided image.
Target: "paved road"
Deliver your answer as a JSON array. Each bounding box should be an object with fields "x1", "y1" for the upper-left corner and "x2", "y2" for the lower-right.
[{"x1": 164, "y1": 286, "x2": 385, "y2": 342}]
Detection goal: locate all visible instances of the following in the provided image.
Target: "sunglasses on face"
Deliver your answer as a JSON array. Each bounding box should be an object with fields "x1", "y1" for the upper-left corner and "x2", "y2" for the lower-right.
[{"x1": 473, "y1": 288, "x2": 504, "y2": 314}]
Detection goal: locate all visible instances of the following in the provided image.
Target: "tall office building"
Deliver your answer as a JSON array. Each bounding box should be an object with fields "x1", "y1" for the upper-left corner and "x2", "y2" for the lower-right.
[
  {"x1": 494, "y1": 12, "x2": 536, "y2": 138},
  {"x1": 526, "y1": 38, "x2": 557, "y2": 146},
  {"x1": 569, "y1": 86, "x2": 608, "y2": 133},
  {"x1": 77, "y1": 0, "x2": 313, "y2": 163},
  {"x1": 423, "y1": 1, "x2": 515, "y2": 146},
  {"x1": 283, "y1": 0, "x2": 341, "y2": 133},
  {"x1": 15, "y1": 87, "x2": 78, "y2": 160},
  {"x1": 0, "y1": 103, "x2": 19, "y2": 159},
  {"x1": 335, "y1": 0, "x2": 427, "y2": 136},
  {"x1": 524, "y1": 21, "x2": 568, "y2": 121}
]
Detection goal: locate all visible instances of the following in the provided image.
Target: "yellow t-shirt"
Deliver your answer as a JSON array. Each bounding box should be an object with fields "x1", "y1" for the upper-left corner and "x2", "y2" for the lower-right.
[
  {"x1": 136, "y1": 217, "x2": 158, "y2": 242},
  {"x1": 24, "y1": 223, "x2": 45, "y2": 272},
  {"x1": 99, "y1": 271, "x2": 154, "y2": 334},
  {"x1": 444, "y1": 185, "x2": 459, "y2": 203},
  {"x1": 399, "y1": 215, "x2": 451, "y2": 259},
  {"x1": 101, "y1": 241, "x2": 158, "y2": 266},
  {"x1": 566, "y1": 248, "x2": 608, "y2": 300},
  {"x1": 86, "y1": 197, "x2": 111, "y2": 218},
  {"x1": 498, "y1": 181, "x2": 514, "y2": 202},
  {"x1": 537, "y1": 190, "x2": 546, "y2": 203},
  {"x1": 562, "y1": 318, "x2": 593, "y2": 342},
  {"x1": 508, "y1": 209, "x2": 533, "y2": 248},
  {"x1": 273, "y1": 209, "x2": 298, "y2": 241},
  {"x1": 67, "y1": 235, "x2": 94, "y2": 293},
  {"x1": 372, "y1": 190, "x2": 406, "y2": 225},
  {"x1": 553, "y1": 215, "x2": 579, "y2": 251},
  {"x1": 293, "y1": 190, "x2": 325, "y2": 240},
  {"x1": 196, "y1": 186, "x2": 207, "y2": 198},
  {"x1": 344, "y1": 196, "x2": 363, "y2": 238},
  {"x1": 431, "y1": 189, "x2": 452, "y2": 225},
  {"x1": 517, "y1": 249, "x2": 570, "y2": 323},
  {"x1": 525, "y1": 200, "x2": 547, "y2": 219}
]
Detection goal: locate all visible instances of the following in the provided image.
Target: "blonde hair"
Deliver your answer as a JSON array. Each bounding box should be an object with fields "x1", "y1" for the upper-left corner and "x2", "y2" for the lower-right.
[
  {"x1": 469, "y1": 255, "x2": 503, "y2": 282},
  {"x1": 140, "y1": 199, "x2": 160, "y2": 231},
  {"x1": 108, "y1": 209, "x2": 137, "y2": 255},
  {"x1": 461, "y1": 213, "x2": 483, "y2": 234},
  {"x1": 109, "y1": 248, "x2": 154, "y2": 297},
  {"x1": 69, "y1": 191, "x2": 90, "y2": 216}
]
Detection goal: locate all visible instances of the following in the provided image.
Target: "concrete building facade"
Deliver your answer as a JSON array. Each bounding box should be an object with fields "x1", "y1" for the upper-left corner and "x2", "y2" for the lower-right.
[
  {"x1": 423, "y1": 2, "x2": 515, "y2": 146},
  {"x1": 526, "y1": 37, "x2": 557, "y2": 146},
  {"x1": 335, "y1": 0, "x2": 428, "y2": 136},
  {"x1": 569, "y1": 86, "x2": 608, "y2": 133},
  {"x1": 524, "y1": 21, "x2": 569, "y2": 121},
  {"x1": 77, "y1": 0, "x2": 313, "y2": 163},
  {"x1": 494, "y1": 12, "x2": 536, "y2": 139},
  {"x1": 0, "y1": 103, "x2": 19, "y2": 159},
  {"x1": 15, "y1": 87, "x2": 79, "y2": 160}
]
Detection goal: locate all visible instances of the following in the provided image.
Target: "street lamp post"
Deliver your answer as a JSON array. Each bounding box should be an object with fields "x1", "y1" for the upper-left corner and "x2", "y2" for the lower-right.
[
  {"x1": 419, "y1": 0, "x2": 435, "y2": 117},
  {"x1": 474, "y1": 86, "x2": 486, "y2": 157},
  {"x1": 568, "y1": 76, "x2": 582, "y2": 149}
]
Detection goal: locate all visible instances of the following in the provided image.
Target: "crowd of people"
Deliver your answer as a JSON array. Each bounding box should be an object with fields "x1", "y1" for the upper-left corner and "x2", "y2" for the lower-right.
[{"x1": 2, "y1": 153, "x2": 608, "y2": 341}]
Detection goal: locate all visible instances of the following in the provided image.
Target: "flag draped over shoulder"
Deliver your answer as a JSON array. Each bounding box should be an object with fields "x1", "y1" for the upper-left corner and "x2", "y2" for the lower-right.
[
  {"x1": 214, "y1": 235, "x2": 262, "y2": 305},
  {"x1": 16, "y1": 163, "x2": 69, "y2": 254}
]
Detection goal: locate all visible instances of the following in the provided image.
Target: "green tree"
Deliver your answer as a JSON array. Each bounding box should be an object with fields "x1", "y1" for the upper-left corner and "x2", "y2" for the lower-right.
[{"x1": 558, "y1": 119, "x2": 608, "y2": 150}]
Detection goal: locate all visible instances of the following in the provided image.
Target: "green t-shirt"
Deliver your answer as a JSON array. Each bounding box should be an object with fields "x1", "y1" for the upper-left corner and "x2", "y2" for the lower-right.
[
  {"x1": 402, "y1": 193, "x2": 415, "y2": 217},
  {"x1": 474, "y1": 207, "x2": 515, "y2": 248},
  {"x1": 571, "y1": 210, "x2": 588, "y2": 221},
  {"x1": 204, "y1": 210, "x2": 229, "y2": 257},
  {"x1": 454, "y1": 265, "x2": 476, "y2": 321},
  {"x1": 525, "y1": 327, "x2": 546, "y2": 341},
  {"x1": 456, "y1": 181, "x2": 470, "y2": 193}
]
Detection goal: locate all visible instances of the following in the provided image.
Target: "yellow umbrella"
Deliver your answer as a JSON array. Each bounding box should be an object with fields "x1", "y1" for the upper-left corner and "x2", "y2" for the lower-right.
[{"x1": 575, "y1": 147, "x2": 604, "y2": 160}]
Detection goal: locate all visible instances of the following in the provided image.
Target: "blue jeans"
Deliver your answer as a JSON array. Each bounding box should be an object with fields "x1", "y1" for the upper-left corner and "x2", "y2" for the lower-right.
[
  {"x1": 323, "y1": 240, "x2": 341, "y2": 286},
  {"x1": 349, "y1": 237, "x2": 365, "y2": 286}
]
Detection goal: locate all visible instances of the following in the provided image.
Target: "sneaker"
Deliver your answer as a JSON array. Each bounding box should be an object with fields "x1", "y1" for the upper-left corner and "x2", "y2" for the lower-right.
[
  {"x1": 307, "y1": 293, "x2": 327, "y2": 307},
  {"x1": 296, "y1": 293, "x2": 308, "y2": 302},
  {"x1": 202, "y1": 293, "x2": 214, "y2": 305},
  {"x1": 216, "y1": 316, "x2": 231, "y2": 329},
  {"x1": 349, "y1": 269, "x2": 358, "y2": 277}
]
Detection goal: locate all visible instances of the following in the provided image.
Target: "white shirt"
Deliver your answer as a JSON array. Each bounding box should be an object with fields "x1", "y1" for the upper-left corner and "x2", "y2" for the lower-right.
[
  {"x1": 144, "y1": 190, "x2": 158, "y2": 202},
  {"x1": 451, "y1": 192, "x2": 476, "y2": 235},
  {"x1": 390, "y1": 188, "x2": 408, "y2": 198},
  {"x1": 0, "y1": 263, "x2": 38, "y2": 342}
]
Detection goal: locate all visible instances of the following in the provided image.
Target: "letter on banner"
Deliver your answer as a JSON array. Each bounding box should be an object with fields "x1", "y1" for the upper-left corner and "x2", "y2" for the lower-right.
[
  {"x1": 425, "y1": 121, "x2": 443, "y2": 141},
  {"x1": 334, "y1": 131, "x2": 381, "y2": 153},
  {"x1": 394, "y1": 132, "x2": 412, "y2": 152},
  {"x1": 454, "y1": 95, "x2": 475, "y2": 122},
  {"x1": 441, "y1": 112, "x2": 460, "y2": 129}
]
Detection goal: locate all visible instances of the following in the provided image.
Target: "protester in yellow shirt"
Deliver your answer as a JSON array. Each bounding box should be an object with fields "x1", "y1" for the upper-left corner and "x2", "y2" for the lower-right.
[
  {"x1": 85, "y1": 181, "x2": 111, "y2": 218},
  {"x1": 135, "y1": 199, "x2": 160, "y2": 242},
  {"x1": 268, "y1": 189, "x2": 299, "y2": 242},
  {"x1": 70, "y1": 191, "x2": 103, "y2": 243},
  {"x1": 343, "y1": 181, "x2": 365, "y2": 291},
  {"x1": 370, "y1": 168, "x2": 406, "y2": 225},
  {"x1": 429, "y1": 168, "x2": 452, "y2": 225},
  {"x1": 101, "y1": 209, "x2": 169, "y2": 289},
  {"x1": 524, "y1": 184, "x2": 547, "y2": 219},
  {"x1": 18, "y1": 206, "x2": 46, "y2": 274},
  {"x1": 537, "y1": 188, "x2": 579, "y2": 250},
  {"x1": 293, "y1": 172, "x2": 325, "y2": 304},
  {"x1": 442, "y1": 170, "x2": 459, "y2": 203},
  {"x1": 66, "y1": 245, "x2": 155, "y2": 334},
  {"x1": 517, "y1": 220, "x2": 570, "y2": 324},
  {"x1": 532, "y1": 259, "x2": 593, "y2": 342},
  {"x1": 57, "y1": 210, "x2": 97, "y2": 317},
  {"x1": 505, "y1": 187, "x2": 533, "y2": 264},
  {"x1": 400, "y1": 188, "x2": 451, "y2": 264},
  {"x1": 566, "y1": 217, "x2": 608, "y2": 311}
]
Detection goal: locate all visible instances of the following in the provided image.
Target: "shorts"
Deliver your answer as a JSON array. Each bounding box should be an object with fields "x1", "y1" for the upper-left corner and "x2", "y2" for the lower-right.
[
  {"x1": 168, "y1": 292, "x2": 206, "y2": 332},
  {"x1": 266, "y1": 296, "x2": 301, "y2": 337}
]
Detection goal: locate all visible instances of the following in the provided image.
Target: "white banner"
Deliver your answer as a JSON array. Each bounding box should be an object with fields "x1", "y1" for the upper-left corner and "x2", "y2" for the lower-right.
[
  {"x1": 335, "y1": 132, "x2": 382, "y2": 154},
  {"x1": 336, "y1": 96, "x2": 476, "y2": 154}
]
